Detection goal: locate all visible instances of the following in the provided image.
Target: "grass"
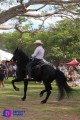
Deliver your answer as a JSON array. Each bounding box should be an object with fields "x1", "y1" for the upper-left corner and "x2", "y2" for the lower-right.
[{"x1": 0, "y1": 77, "x2": 80, "y2": 120}]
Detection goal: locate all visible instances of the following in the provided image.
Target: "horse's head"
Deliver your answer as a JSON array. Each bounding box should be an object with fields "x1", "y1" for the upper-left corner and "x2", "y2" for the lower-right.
[
  {"x1": 11, "y1": 48, "x2": 19, "y2": 62},
  {"x1": 11, "y1": 48, "x2": 29, "y2": 65}
]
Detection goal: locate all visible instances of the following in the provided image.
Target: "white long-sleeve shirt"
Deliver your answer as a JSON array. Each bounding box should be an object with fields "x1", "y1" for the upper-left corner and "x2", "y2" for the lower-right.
[{"x1": 32, "y1": 46, "x2": 45, "y2": 59}]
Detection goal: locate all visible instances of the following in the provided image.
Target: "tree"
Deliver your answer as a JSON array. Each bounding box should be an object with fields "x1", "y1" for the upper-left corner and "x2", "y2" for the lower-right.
[
  {"x1": 1, "y1": 17, "x2": 80, "y2": 64},
  {"x1": 1, "y1": 31, "x2": 33, "y2": 54},
  {"x1": 0, "y1": 0, "x2": 80, "y2": 34},
  {"x1": 48, "y1": 18, "x2": 80, "y2": 61}
]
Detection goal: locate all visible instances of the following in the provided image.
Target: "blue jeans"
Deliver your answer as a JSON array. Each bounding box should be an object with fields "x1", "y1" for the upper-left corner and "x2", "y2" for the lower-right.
[
  {"x1": 27, "y1": 58, "x2": 41, "y2": 78},
  {"x1": 28, "y1": 58, "x2": 40, "y2": 67}
]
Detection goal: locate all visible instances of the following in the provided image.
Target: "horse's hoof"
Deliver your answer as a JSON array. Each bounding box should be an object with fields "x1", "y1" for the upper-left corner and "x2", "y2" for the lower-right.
[
  {"x1": 21, "y1": 97, "x2": 26, "y2": 101},
  {"x1": 41, "y1": 100, "x2": 46, "y2": 104},
  {"x1": 58, "y1": 96, "x2": 64, "y2": 101},
  {"x1": 15, "y1": 88, "x2": 19, "y2": 91},
  {"x1": 40, "y1": 93, "x2": 43, "y2": 97}
]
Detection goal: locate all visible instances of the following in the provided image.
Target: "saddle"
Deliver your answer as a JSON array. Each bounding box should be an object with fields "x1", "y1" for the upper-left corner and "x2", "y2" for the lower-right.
[
  {"x1": 33, "y1": 60, "x2": 46, "y2": 69},
  {"x1": 31, "y1": 60, "x2": 46, "y2": 77}
]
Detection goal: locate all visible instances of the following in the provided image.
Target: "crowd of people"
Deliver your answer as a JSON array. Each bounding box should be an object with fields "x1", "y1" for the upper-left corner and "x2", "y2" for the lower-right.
[
  {"x1": 55, "y1": 63, "x2": 80, "y2": 87},
  {"x1": 0, "y1": 60, "x2": 17, "y2": 88},
  {"x1": 0, "y1": 58, "x2": 80, "y2": 88}
]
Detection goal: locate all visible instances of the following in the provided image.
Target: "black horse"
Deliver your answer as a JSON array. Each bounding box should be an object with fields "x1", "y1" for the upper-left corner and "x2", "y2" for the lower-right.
[{"x1": 11, "y1": 48, "x2": 73, "y2": 103}]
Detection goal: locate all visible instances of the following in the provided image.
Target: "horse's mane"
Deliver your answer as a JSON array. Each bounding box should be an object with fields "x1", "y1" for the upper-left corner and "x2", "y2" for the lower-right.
[
  {"x1": 20, "y1": 49, "x2": 29, "y2": 60},
  {"x1": 15, "y1": 48, "x2": 29, "y2": 64}
]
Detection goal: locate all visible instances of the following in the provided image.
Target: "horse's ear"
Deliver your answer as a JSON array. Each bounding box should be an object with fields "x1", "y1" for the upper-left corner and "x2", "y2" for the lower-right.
[
  {"x1": 15, "y1": 47, "x2": 18, "y2": 52},
  {"x1": 13, "y1": 47, "x2": 19, "y2": 54},
  {"x1": 16, "y1": 47, "x2": 18, "y2": 50}
]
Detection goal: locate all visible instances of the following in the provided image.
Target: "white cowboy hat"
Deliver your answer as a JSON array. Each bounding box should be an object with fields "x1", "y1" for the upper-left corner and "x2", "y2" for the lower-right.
[{"x1": 34, "y1": 40, "x2": 43, "y2": 44}]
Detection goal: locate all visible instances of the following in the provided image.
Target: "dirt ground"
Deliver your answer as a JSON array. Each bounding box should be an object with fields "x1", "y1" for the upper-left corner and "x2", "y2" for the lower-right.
[
  {"x1": 0, "y1": 99, "x2": 80, "y2": 120},
  {"x1": 0, "y1": 82, "x2": 80, "y2": 120}
]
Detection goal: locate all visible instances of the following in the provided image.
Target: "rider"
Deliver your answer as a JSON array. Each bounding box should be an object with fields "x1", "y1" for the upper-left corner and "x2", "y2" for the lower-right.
[{"x1": 27, "y1": 40, "x2": 45, "y2": 79}]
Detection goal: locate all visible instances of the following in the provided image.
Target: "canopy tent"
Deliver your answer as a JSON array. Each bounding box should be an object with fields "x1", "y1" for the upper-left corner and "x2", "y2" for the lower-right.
[
  {"x1": 66, "y1": 59, "x2": 79, "y2": 66},
  {"x1": 0, "y1": 49, "x2": 13, "y2": 61}
]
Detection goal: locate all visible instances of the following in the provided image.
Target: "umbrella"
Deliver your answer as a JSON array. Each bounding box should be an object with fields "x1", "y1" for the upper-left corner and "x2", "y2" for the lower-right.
[{"x1": 66, "y1": 59, "x2": 79, "y2": 66}]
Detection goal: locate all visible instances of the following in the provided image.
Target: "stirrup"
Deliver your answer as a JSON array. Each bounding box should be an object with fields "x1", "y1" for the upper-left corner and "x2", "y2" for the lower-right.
[
  {"x1": 26, "y1": 75, "x2": 33, "y2": 80},
  {"x1": 24, "y1": 75, "x2": 29, "y2": 79}
]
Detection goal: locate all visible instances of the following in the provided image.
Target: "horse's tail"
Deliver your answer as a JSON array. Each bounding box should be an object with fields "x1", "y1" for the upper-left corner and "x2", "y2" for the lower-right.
[{"x1": 55, "y1": 69, "x2": 73, "y2": 100}]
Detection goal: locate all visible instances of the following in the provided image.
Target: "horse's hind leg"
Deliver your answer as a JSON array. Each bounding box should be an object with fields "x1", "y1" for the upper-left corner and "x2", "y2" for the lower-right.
[
  {"x1": 21, "y1": 79, "x2": 28, "y2": 101},
  {"x1": 41, "y1": 90, "x2": 51, "y2": 104},
  {"x1": 40, "y1": 89, "x2": 46, "y2": 97},
  {"x1": 12, "y1": 78, "x2": 22, "y2": 91},
  {"x1": 41, "y1": 83, "x2": 52, "y2": 104}
]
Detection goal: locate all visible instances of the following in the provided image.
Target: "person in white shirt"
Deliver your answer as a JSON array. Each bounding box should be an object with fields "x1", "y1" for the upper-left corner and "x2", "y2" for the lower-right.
[{"x1": 27, "y1": 40, "x2": 45, "y2": 79}]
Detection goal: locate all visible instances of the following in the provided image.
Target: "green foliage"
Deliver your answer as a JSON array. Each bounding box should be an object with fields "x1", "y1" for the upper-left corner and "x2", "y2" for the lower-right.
[{"x1": 0, "y1": 18, "x2": 80, "y2": 64}]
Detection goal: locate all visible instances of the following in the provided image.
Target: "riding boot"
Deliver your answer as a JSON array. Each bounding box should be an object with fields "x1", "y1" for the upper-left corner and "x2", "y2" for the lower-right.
[{"x1": 28, "y1": 67, "x2": 32, "y2": 79}]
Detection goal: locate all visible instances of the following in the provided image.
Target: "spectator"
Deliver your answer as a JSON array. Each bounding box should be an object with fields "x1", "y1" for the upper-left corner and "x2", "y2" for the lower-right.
[
  {"x1": 0, "y1": 61, "x2": 7, "y2": 87},
  {"x1": 76, "y1": 63, "x2": 80, "y2": 75}
]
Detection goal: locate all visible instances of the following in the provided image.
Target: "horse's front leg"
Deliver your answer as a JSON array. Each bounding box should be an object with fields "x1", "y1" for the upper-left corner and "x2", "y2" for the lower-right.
[
  {"x1": 12, "y1": 78, "x2": 22, "y2": 91},
  {"x1": 21, "y1": 79, "x2": 28, "y2": 101}
]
